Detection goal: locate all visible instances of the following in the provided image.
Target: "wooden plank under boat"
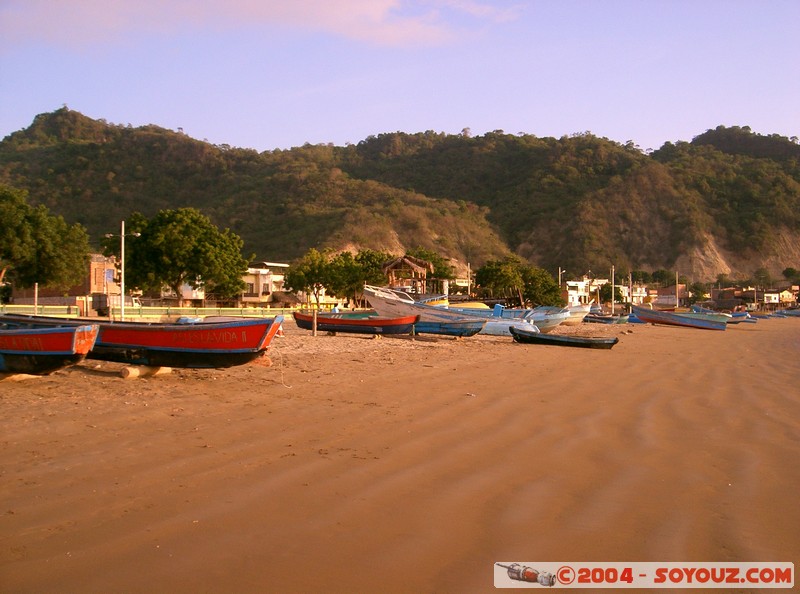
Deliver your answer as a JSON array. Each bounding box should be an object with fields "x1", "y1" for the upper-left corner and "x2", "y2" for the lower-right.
[
  {"x1": 509, "y1": 326, "x2": 619, "y2": 349},
  {"x1": 0, "y1": 314, "x2": 283, "y2": 369},
  {"x1": 0, "y1": 324, "x2": 99, "y2": 375},
  {"x1": 293, "y1": 311, "x2": 418, "y2": 335},
  {"x1": 630, "y1": 305, "x2": 726, "y2": 331}
]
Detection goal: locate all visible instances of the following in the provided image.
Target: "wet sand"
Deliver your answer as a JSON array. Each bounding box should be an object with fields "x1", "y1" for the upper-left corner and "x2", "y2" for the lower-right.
[{"x1": 1, "y1": 318, "x2": 799, "y2": 593}]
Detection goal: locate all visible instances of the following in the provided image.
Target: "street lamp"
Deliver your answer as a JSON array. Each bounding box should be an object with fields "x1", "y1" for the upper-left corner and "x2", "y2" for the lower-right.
[{"x1": 105, "y1": 220, "x2": 140, "y2": 321}]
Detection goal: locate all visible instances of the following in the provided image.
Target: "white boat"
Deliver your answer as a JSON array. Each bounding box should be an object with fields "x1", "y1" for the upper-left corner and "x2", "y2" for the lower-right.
[
  {"x1": 520, "y1": 306, "x2": 571, "y2": 333},
  {"x1": 363, "y1": 285, "x2": 571, "y2": 333},
  {"x1": 362, "y1": 285, "x2": 487, "y2": 328},
  {"x1": 562, "y1": 303, "x2": 592, "y2": 326},
  {"x1": 480, "y1": 317, "x2": 540, "y2": 336}
]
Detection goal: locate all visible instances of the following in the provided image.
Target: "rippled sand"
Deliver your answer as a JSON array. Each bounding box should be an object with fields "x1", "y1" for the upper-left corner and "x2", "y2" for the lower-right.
[{"x1": 2, "y1": 318, "x2": 798, "y2": 593}]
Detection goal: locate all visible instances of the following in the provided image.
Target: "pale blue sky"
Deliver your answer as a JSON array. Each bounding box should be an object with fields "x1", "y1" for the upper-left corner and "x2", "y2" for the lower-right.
[{"x1": 1, "y1": 0, "x2": 797, "y2": 152}]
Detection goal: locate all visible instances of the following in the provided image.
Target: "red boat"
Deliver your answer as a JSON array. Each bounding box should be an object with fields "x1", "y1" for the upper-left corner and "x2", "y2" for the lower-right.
[
  {"x1": 0, "y1": 324, "x2": 99, "y2": 375},
  {"x1": 292, "y1": 311, "x2": 419, "y2": 335},
  {"x1": 0, "y1": 314, "x2": 283, "y2": 369}
]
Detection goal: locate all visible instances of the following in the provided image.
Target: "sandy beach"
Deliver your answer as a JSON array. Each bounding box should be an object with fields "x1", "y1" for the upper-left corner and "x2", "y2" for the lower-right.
[{"x1": 1, "y1": 318, "x2": 798, "y2": 593}]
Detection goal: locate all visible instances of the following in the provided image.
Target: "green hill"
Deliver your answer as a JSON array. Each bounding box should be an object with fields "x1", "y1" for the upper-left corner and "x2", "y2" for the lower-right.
[{"x1": 2, "y1": 108, "x2": 799, "y2": 281}]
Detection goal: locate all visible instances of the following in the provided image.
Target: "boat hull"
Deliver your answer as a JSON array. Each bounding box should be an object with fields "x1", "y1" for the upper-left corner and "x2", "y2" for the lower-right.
[
  {"x1": 509, "y1": 326, "x2": 619, "y2": 349},
  {"x1": 480, "y1": 318, "x2": 539, "y2": 336},
  {"x1": 413, "y1": 320, "x2": 486, "y2": 337},
  {"x1": 363, "y1": 286, "x2": 487, "y2": 329},
  {"x1": 293, "y1": 311, "x2": 418, "y2": 335},
  {"x1": 631, "y1": 306, "x2": 726, "y2": 331},
  {"x1": 0, "y1": 324, "x2": 99, "y2": 375},
  {"x1": 0, "y1": 314, "x2": 283, "y2": 369}
]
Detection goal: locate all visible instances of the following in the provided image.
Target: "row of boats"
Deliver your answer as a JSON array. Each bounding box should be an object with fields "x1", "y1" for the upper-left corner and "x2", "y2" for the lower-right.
[
  {"x1": 0, "y1": 287, "x2": 602, "y2": 376},
  {"x1": 297, "y1": 286, "x2": 618, "y2": 348},
  {"x1": 3, "y1": 288, "x2": 797, "y2": 376}
]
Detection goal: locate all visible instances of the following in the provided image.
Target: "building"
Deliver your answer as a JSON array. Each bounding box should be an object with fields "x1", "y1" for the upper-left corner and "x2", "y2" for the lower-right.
[
  {"x1": 565, "y1": 275, "x2": 608, "y2": 306},
  {"x1": 241, "y1": 261, "x2": 298, "y2": 307},
  {"x1": 9, "y1": 253, "x2": 117, "y2": 315}
]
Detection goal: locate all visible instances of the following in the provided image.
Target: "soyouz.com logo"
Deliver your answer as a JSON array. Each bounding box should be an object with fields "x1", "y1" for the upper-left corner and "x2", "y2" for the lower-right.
[{"x1": 494, "y1": 562, "x2": 794, "y2": 588}]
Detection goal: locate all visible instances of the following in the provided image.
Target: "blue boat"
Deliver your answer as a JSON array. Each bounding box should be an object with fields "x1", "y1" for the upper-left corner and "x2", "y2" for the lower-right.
[{"x1": 413, "y1": 319, "x2": 486, "y2": 337}]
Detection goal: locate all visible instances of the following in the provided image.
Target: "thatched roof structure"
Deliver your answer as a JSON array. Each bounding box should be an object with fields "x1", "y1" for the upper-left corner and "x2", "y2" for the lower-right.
[{"x1": 381, "y1": 255, "x2": 434, "y2": 275}]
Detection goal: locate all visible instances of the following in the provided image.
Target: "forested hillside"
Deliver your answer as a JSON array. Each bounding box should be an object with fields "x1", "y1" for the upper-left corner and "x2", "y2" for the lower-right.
[{"x1": 1, "y1": 109, "x2": 798, "y2": 281}]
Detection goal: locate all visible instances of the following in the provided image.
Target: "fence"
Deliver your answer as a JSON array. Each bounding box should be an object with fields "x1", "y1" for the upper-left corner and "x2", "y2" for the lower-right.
[{"x1": 0, "y1": 304, "x2": 298, "y2": 321}]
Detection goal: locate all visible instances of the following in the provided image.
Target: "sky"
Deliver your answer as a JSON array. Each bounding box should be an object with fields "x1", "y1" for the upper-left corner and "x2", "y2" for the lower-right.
[{"x1": 1, "y1": 0, "x2": 798, "y2": 153}]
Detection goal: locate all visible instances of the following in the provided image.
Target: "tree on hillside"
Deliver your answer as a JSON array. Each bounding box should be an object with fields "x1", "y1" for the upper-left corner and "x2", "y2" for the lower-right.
[
  {"x1": 475, "y1": 256, "x2": 561, "y2": 306},
  {"x1": 520, "y1": 266, "x2": 562, "y2": 306},
  {"x1": 356, "y1": 249, "x2": 394, "y2": 286},
  {"x1": 688, "y1": 281, "x2": 709, "y2": 304},
  {"x1": 599, "y1": 283, "x2": 624, "y2": 305},
  {"x1": 109, "y1": 208, "x2": 249, "y2": 305},
  {"x1": 406, "y1": 247, "x2": 455, "y2": 281},
  {"x1": 284, "y1": 248, "x2": 332, "y2": 309},
  {"x1": 475, "y1": 257, "x2": 525, "y2": 303},
  {"x1": 327, "y1": 249, "x2": 395, "y2": 307},
  {"x1": 325, "y1": 251, "x2": 363, "y2": 306},
  {"x1": 0, "y1": 184, "x2": 90, "y2": 291},
  {"x1": 651, "y1": 269, "x2": 674, "y2": 287},
  {"x1": 752, "y1": 267, "x2": 772, "y2": 289}
]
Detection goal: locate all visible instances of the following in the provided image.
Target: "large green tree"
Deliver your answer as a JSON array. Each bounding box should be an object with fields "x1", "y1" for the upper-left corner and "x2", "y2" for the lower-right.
[
  {"x1": 406, "y1": 247, "x2": 455, "y2": 281},
  {"x1": 475, "y1": 257, "x2": 525, "y2": 302},
  {"x1": 110, "y1": 208, "x2": 249, "y2": 305},
  {"x1": 0, "y1": 184, "x2": 90, "y2": 290},
  {"x1": 475, "y1": 256, "x2": 561, "y2": 306},
  {"x1": 521, "y1": 266, "x2": 562, "y2": 306},
  {"x1": 284, "y1": 248, "x2": 331, "y2": 308},
  {"x1": 325, "y1": 249, "x2": 395, "y2": 306}
]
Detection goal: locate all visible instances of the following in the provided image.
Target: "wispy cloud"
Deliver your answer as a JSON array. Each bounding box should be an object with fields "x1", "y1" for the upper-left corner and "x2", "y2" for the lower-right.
[{"x1": 0, "y1": 0, "x2": 520, "y2": 49}]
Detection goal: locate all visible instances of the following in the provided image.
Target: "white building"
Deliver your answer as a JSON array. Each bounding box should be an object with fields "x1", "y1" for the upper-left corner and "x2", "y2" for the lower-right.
[
  {"x1": 241, "y1": 261, "x2": 292, "y2": 307},
  {"x1": 565, "y1": 276, "x2": 608, "y2": 306}
]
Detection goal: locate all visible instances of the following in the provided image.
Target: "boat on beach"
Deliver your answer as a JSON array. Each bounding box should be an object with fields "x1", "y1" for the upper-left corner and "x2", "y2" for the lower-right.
[
  {"x1": 413, "y1": 319, "x2": 487, "y2": 337},
  {"x1": 509, "y1": 326, "x2": 619, "y2": 349},
  {"x1": 293, "y1": 311, "x2": 418, "y2": 335},
  {"x1": 583, "y1": 313, "x2": 628, "y2": 324},
  {"x1": 562, "y1": 303, "x2": 592, "y2": 325},
  {"x1": 479, "y1": 317, "x2": 539, "y2": 336},
  {"x1": 0, "y1": 323, "x2": 99, "y2": 375},
  {"x1": 0, "y1": 314, "x2": 283, "y2": 368},
  {"x1": 630, "y1": 305, "x2": 727, "y2": 331},
  {"x1": 442, "y1": 302, "x2": 570, "y2": 331},
  {"x1": 362, "y1": 285, "x2": 487, "y2": 336}
]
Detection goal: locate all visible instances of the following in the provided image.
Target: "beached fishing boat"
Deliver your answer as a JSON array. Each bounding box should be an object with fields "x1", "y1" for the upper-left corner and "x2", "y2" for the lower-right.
[
  {"x1": 562, "y1": 303, "x2": 592, "y2": 326},
  {"x1": 413, "y1": 319, "x2": 487, "y2": 337},
  {"x1": 0, "y1": 324, "x2": 99, "y2": 375},
  {"x1": 509, "y1": 326, "x2": 619, "y2": 349},
  {"x1": 479, "y1": 317, "x2": 539, "y2": 336},
  {"x1": 293, "y1": 311, "x2": 418, "y2": 335},
  {"x1": 362, "y1": 285, "x2": 487, "y2": 336},
  {"x1": 442, "y1": 302, "x2": 569, "y2": 333},
  {"x1": 689, "y1": 305, "x2": 740, "y2": 323},
  {"x1": 583, "y1": 313, "x2": 628, "y2": 324},
  {"x1": 0, "y1": 314, "x2": 283, "y2": 368},
  {"x1": 630, "y1": 305, "x2": 726, "y2": 331}
]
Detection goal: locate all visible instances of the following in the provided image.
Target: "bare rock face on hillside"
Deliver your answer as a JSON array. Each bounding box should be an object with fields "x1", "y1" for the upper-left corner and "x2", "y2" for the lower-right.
[
  {"x1": 676, "y1": 230, "x2": 800, "y2": 281},
  {"x1": 675, "y1": 235, "x2": 733, "y2": 281}
]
